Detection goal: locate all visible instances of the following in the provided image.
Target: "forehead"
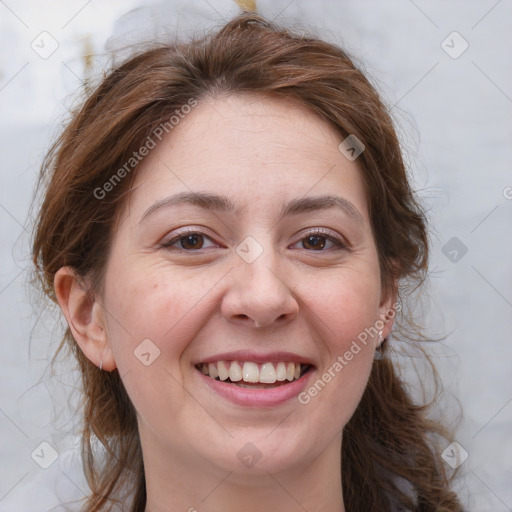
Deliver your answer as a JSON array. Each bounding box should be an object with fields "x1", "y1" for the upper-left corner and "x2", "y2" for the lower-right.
[{"x1": 125, "y1": 93, "x2": 369, "y2": 220}]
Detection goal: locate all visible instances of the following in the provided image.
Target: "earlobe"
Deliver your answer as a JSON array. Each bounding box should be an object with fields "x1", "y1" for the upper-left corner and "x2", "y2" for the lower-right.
[
  {"x1": 378, "y1": 280, "x2": 399, "y2": 344},
  {"x1": 54, "y1": 267, "x2": 116, "y2": 371},
  {"x1": 379, "y1": 299, "x2": 397, "y2": 342}
]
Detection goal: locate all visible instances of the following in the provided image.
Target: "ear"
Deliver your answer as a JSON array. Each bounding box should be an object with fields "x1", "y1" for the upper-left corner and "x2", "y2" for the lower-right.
[
  {"x1": 54, "y1": 267, "x2": 116, "y2": 371},
  {"x1": 377, "y1": 276, "x2": 399, "y2": 346}
]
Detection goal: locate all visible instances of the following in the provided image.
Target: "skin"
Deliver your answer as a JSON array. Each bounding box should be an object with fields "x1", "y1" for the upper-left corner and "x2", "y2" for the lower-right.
[{"x1": 55, "y1": 93, "x2": 396, "y2": 512}]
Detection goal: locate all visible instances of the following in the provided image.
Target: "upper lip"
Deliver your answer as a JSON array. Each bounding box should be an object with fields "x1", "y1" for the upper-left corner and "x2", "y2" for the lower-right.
[{"x1": 194, "y1": 350, "x2": 315, "y2": 366}]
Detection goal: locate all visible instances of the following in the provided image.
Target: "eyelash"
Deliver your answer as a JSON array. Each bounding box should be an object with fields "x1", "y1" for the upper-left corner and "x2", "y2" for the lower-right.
[{"x1": 159, "y1": 227, "x2": 348, "y2": 252}]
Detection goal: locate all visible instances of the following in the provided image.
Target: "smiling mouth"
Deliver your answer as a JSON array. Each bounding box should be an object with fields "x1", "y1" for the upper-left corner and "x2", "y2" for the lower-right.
[{"x1": 196, "y1": 361, "x2": 312, "y2": 388}]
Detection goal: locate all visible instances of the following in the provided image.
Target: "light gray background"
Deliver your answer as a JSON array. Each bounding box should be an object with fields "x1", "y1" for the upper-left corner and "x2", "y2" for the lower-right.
[{"x1": 0, "y1": 1, "x2": 511, "y2": 510}]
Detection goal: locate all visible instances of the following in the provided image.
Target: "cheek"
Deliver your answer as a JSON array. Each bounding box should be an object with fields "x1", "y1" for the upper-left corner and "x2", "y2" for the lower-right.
[
  {"x1": 320, "y1": 295, "x2": 377, "y2": 392},
  {"x1": 102, "y1": 263, "x2": 209, "y2": 371},
  {"x1": 310, "y1": 269, "x2": 381, "y2": 352},
  {"x1": 101, "y1": 264, "x2": 214, "y2": 424},
  {"x1": 297, "y1": 269, "x2": 380, "y2": 416}
]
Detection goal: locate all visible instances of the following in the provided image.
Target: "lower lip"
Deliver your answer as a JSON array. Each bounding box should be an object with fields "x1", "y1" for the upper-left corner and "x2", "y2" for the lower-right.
[{"x1": 198, "y1": 369, "x2": 313, "y2": 407}]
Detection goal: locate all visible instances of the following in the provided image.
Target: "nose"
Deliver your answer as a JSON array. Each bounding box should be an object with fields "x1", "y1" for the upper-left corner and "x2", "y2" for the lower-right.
[{"x1": 220, "y1": 250, "x2": 299, "y2": 329}]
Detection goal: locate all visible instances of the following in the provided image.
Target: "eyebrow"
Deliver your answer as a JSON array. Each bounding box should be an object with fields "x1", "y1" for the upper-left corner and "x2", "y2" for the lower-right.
[{"x1": 140, "y1": 191, "x2": 364, "y2": 224}]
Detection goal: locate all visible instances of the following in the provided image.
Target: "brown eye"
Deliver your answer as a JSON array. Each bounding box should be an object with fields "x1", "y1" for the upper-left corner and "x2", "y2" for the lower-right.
[
  {"x1": 179, "y1": 234, "x2": 205, "y2": 250},
  {"x1": 161, "y1": 231, "x2": 217, "y2": 251},
  {"x1": 292, "y1": 230, "x2": 346, "y2": 251},
  {"x1": 302, "y1": 235, "x2": 328, "y2": 250}
]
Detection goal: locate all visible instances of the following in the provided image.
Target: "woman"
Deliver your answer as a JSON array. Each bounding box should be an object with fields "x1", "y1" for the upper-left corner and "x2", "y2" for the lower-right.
[{"x1": 32, "y1": 11, "x2": 464, "y2": 512}]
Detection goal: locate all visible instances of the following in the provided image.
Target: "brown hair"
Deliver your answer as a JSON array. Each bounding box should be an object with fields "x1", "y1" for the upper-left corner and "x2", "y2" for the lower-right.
[{"x1": 32, "y1": 11, "x2": 464, "y2": 512}]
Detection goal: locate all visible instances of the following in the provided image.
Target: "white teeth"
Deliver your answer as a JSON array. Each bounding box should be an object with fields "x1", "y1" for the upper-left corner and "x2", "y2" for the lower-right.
[
  {"x1": 243, "y1": 362, "x2": 260, "y2": 383},
  {"x1": 218, "y1": 360, "x2": 229, "y2": 381},
  {"x1": 229, "y1": 361, "x2": 242, "y2": 382},
  {"x1": 200, "y1": 361, "x2": 309, "y2": 384},
  {"x1": 286, "y1": 362, "x2": 295, "y2": 381},
  {"x1": 259, "y1": 363, "x2": 277, "y2": 384},
  {"x1": 276, "y1": 362, "x2": 287, "y2": 381},
  {"x1": 208, "y1": 363, "x2": 218, "y2": 379}
]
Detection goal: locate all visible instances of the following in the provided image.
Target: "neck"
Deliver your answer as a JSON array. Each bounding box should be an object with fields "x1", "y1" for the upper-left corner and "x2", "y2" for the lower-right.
[{"x1": 142, "y1": 434, "x2": 345, "y2": 512}]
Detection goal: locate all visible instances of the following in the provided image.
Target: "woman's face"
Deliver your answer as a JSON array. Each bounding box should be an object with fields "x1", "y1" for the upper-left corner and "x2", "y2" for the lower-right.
[{"x1": 99, "y1": 93, "x2": 394, "y2": 476}]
